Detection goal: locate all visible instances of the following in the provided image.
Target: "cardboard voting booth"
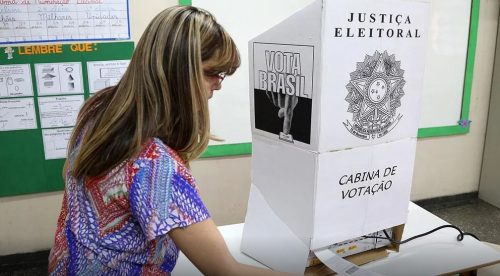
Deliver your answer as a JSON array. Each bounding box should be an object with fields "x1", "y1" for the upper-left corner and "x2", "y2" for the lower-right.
[{"x1": 241, "y1": 0, "x2": 430, "y2": 274}]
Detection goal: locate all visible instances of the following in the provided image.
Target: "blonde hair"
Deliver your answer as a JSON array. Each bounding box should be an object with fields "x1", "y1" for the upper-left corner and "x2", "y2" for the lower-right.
[{"x1": 66, "y1": 6, "x2": 240, "y2": 179}]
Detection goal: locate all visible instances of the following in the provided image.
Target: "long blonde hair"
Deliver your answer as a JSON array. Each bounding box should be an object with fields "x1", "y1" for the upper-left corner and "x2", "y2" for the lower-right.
[{"x1": 66, "y1": 6, "x2": 240, "y2": 179}]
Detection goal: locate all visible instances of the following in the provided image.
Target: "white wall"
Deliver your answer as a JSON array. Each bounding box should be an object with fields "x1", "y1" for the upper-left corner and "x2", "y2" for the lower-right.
[
  {"x1": 411, "y1": 0, "x2": 499, "y2": 200},
  {"x1": 0, "y1": 0, "x2": 498, "y2": 256}
]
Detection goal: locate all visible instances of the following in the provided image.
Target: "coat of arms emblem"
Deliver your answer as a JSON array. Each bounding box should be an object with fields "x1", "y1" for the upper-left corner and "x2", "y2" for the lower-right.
[{"x1": 344, "y1": 50, "x2": 405, "y2": 140}]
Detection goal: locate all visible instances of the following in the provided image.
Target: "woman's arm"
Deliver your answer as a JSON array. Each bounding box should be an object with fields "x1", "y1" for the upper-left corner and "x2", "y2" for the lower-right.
[{"x1": 169, "y1": 218, "x2": 293, "y2": 275}]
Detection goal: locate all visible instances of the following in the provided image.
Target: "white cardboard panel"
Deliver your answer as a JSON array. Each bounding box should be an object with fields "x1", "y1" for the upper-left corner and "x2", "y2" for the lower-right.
[
  {"x1": 320, "y1": 0, "x2": 429, "y2": 152},
  {"x1": 241, "y1": 184, "x2": 310, "y2": 274},
  {"x1": 252, "y1": 135, "x2": 316, "y2": 245},
  {"x1": 312, "y1": 138, "x2": 416, "y2": 249}
]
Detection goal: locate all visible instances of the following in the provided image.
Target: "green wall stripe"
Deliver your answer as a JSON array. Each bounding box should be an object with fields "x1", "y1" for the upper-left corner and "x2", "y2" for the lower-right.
[
  {"x1": 418, "y1": 125, "x2": 470, "y2": 138},
  {"x1": 179, "y1": 0, "x2": 192, "y2": 5},
  {"x1": 461, "y1": 0, "x2": 480, "y2": 119},
  {"x1": 201, "y1": 143, "x2": 252, "y2": 158}
]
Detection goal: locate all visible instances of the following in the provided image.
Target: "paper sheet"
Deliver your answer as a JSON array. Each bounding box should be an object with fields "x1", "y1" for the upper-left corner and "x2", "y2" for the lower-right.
[
  {"x1": 35, "y1": 62, "x2": 83, "y2": 95},
  {"x1": 0, "y1": 64, "x2": 33, "y2": 98},
  {"x1": 87, "y1": 60, "x2": 130, "y2": 93},
  {"x1": 38, "y1": 95, "x2": 84, "y2": 128},
  {"x1": 42, "y1": 128, "x2": 72, "y2": 160},
  {"x1": 313, "y1": 248, "x2": 385, "y2": 276},
  {"x1": 0, "y1": 0, "x2": 130, "y2": 44},
  {"x1": 0, "y1": 98, "x2": 37, "y2": 131}
]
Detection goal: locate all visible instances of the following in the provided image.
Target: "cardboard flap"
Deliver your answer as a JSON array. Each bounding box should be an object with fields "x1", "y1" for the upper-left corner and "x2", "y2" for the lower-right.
[
  {"x1": 252, "y1": 136, "x2": 317, "y2": 243},
  {"x1": 250, "y1": 0, "x2": 322, "y2": 46},
  {"x1": 241, "y1": 184, "x2": 310, "y2": 274}
]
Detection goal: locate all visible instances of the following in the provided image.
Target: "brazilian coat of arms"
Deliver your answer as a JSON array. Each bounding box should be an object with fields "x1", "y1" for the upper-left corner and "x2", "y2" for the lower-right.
[{"x1": 344, "y1": 50, "x2": 405, "y2": 140}]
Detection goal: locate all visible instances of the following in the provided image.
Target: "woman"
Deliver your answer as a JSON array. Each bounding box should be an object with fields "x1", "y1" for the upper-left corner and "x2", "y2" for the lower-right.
[{"x1": 49, "y1": 6, "x2": 289, "y2": 275}]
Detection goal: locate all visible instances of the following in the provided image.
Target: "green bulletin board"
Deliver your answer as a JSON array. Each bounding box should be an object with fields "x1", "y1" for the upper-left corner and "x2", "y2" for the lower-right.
[{"x1": 0, "y1": 42, "x2": 134, "y2": 197}]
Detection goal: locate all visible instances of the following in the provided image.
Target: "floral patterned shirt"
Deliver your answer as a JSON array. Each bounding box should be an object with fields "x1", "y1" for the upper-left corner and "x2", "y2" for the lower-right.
[{"x1": 48, "y1": 138, "x2": 210, "y2": 275}]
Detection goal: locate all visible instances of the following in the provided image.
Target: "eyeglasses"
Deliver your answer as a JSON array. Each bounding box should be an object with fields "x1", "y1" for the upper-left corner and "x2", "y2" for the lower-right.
[
  {"x1": 204, "y1": 71, "x2": 226, "y2": 84},
  {"x1": 215, "y1": 72, "x2": 226, "y2": 83}
]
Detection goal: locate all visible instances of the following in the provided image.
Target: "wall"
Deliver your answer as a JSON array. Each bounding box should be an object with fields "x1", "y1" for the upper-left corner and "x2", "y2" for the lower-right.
[
  {"x1": 0, "y1": 0, "x2": 498, "y2": 256},
  {"x1": 479, "y1": 9, "x2": 500, "y2": 208},
  {"x1": 411, "y1": 0, "x2": 499, "y2": 200}
]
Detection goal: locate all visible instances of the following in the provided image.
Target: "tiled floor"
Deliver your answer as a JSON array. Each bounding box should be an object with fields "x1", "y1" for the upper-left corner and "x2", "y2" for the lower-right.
[
  {"x1": 1, "y1": 199, "x2": 499, "y2": 275},
  {"x1": 425, "y1": 199, "x2": 500, "y2": 245}
]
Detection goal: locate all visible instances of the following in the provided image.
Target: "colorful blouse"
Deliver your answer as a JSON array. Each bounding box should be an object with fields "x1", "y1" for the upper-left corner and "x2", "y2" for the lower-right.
[{"x1": 48, "y1": 138, "x2": 210, "y2": 275}]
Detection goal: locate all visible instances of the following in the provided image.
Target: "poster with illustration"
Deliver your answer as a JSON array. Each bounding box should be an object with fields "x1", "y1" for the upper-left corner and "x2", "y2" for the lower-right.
[{"x1": 252, "y1": 43, "x2": 314, "y2": 144}]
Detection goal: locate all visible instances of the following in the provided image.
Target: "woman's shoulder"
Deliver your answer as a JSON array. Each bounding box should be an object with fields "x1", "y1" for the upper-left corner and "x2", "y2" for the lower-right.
[
  {"x1": 133, "y1": 138, "x2": 195, "y2": 185},
  {"x1": 135, "y1": 138, "x2": 184, "y2": 164}
]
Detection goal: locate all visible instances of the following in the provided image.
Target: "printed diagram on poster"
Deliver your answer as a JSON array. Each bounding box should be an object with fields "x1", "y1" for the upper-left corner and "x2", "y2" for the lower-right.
[
  {"x1": 0, "y1": 64, "x2": 33, "y2": 98},
  {"x1": 0, "y1": 0, "x2": 130, "y2": 44},
  {"x1": 87, "y1": 60, "x2": 130, "y2": 93},
  {"x1": 35, "y1": 62, "x2": 83, "y2": 95},
  {"x1": 0, "y1": 98, "x2": 37, "y2": 131},
  {"x1": 38, "y1": 95, "x2": 84, "y2": 128},
  {"x1": 344, "y1": 51, "x2": 405, "y2": 140},
  {"x1": 253, "y1": 43, "x2": 314, "y2": 144},
  {"x1": 42, "y1": 128, "x2": 73, "y2": 160}
]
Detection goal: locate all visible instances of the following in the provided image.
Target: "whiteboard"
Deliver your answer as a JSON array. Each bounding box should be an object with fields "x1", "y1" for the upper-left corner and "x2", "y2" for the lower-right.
[
  {"x1": 184, "y1": 0, "x2": 477, "y2": 156},
  {"x1": 420, "y1": 0, "x2": 472, "y2": 128}
]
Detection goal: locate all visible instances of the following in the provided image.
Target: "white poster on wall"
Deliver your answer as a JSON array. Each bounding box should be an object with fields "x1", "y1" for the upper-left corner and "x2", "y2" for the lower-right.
[
  {"x1": 0, "y1": 64, "x2": 33, "y2": 98},
  {"x1": 42, "y1": 128, "x2": 73, "y2": 160},
  {"x1": 0, "y1": 98, "x2": 37, "y2": 131},
  {"x1": 0, "y1": 0, "x2": 130, "y2": 44},
  {"x1": 87, "y1": 60, "x2": 130, "y2": 93},
  {"x1": 38, "y1": 95, "x2": 84, "y2": 128},
  {"x1": 35, "y1": 62, "x2": 83, "y2": 95}
]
